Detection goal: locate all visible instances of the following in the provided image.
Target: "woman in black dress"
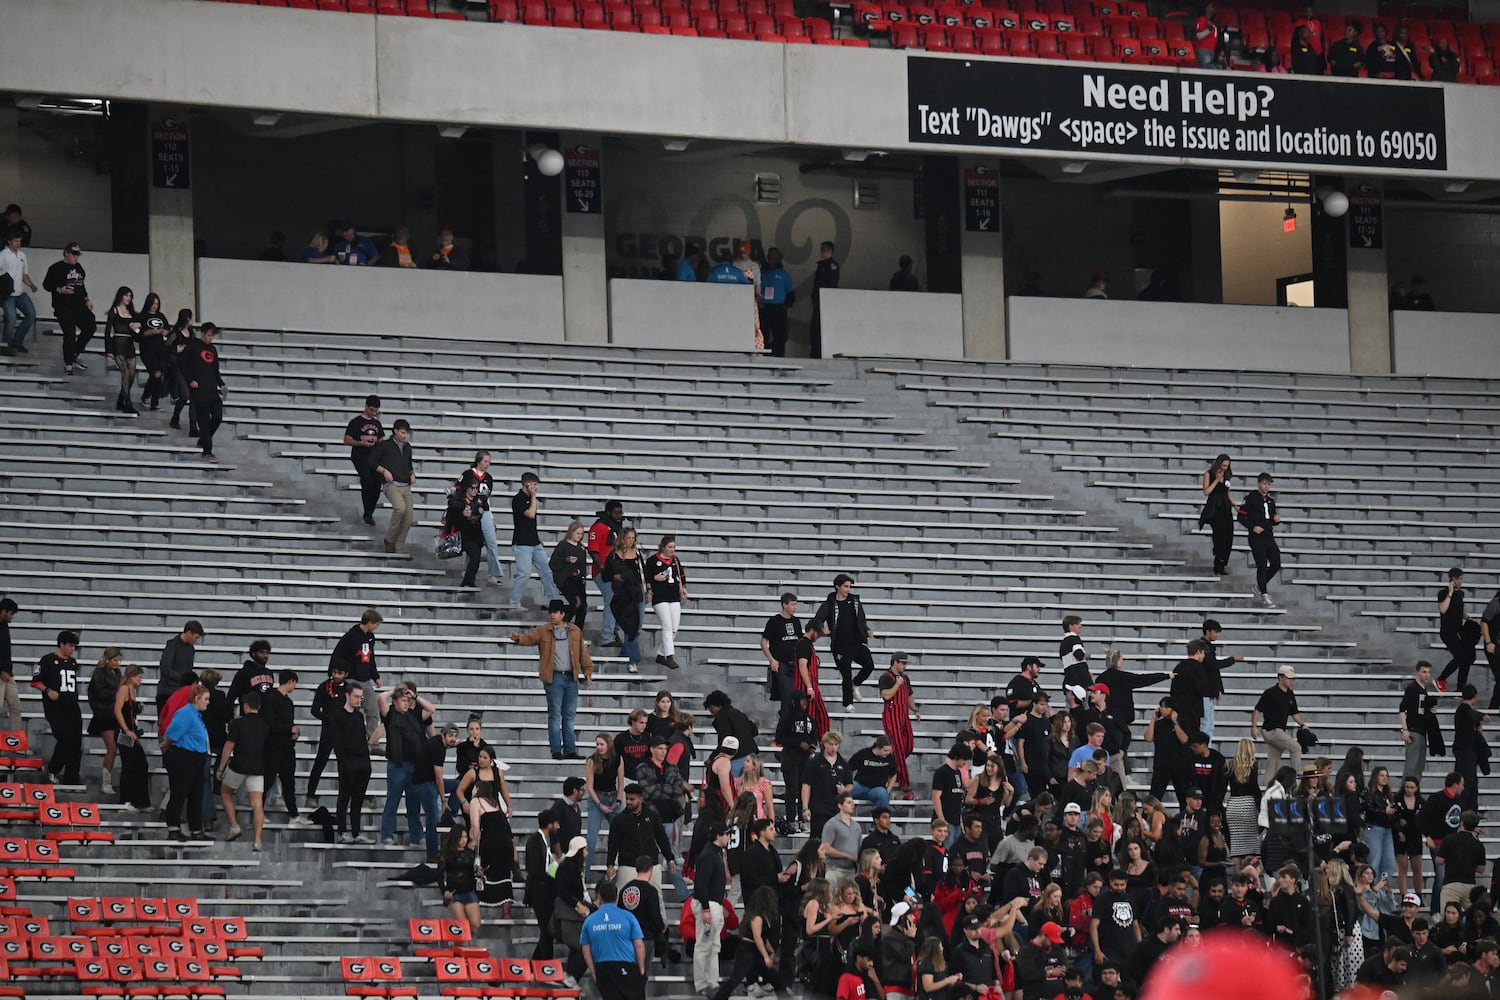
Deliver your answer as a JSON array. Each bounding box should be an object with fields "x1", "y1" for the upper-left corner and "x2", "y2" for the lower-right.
[
  {"x1": 87, "y1": 647, "x2": 123, "y2": 796},
  {"x1": 136, "y1": 293, "x2": 170, "y2": 410},
  {"x1": 1200, "y1": 453, "x2": 1235, "y2": 574},
  {"x1": 1393, "y1": 775, "x2": 1425, "y2": 901},
  {"x1": 103, "y1": 287, "x2": 140, "y2": 414}
]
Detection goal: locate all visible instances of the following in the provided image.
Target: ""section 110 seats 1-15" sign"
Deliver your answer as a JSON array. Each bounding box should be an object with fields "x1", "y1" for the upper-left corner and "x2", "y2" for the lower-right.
[{"x1": 906, "y1": 56, "x2": 1448, "y2": 171}]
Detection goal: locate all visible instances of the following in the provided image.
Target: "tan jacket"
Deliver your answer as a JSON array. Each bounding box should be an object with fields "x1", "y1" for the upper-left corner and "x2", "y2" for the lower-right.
[{"x1": 515, "y1": 622, "x2": 594, "y2": 684}]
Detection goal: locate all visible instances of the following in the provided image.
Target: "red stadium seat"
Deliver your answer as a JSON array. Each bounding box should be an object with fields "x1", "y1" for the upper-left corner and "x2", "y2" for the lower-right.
[
  {"x1": 918, "y1": 25, "x2": 949, "y2": 46},
  {"x1": 805, "y1": 15, "x2": 832, "y2": 37},
  {"x1": 778, "y1": 15, "x2": 804, "y2": 34},
  {"x1": 720, "y1": 12, "x2": 748, "y2": 31},
  {"x1": 951, "y1": 26, "x2": 979, "y2": 49},
  {"x1": 1001, "y1": 27, "x2": 1031, "y2": 51},
  {"x1": 908, "y1": 5, "x2": 935, "y2": 23},
  {"x1": 989, "y1": 7, "x2": 1020, "y2": 29},
  {"x1": 976, "y1": 26, "x2": 1005, "y2": 52},
  {"x1": 891, "y1": 21, "x2": 919, "y2": 42},
  {"x1": 1062, "y1": 33, "x2": 1090, "y2": 57},
  {"x1": 1032, "y1": 30, "x2": 1061, "y2": 55}
]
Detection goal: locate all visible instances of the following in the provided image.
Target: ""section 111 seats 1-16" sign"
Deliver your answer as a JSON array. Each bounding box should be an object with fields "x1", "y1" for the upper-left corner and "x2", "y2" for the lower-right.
[{"x1": 906, "y1": 56, "x2": 1448, "y2": 172}]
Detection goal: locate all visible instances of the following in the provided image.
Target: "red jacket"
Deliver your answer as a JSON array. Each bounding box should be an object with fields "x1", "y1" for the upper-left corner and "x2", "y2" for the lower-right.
[{"x1": 587, "y1": 515, "x2": 619, "y2": 579}]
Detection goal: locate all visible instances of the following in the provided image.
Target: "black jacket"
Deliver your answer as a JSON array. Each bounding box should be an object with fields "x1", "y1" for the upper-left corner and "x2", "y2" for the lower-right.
[
  {"x1": 607, "y1": 807, "x2": 675, "y2": 868},
  {"x1": 1237, "y1": 491, "x2": 1279, "y2": 534},
  {"x1": 712, "y1": 705, "x2": 760, "y2": 758},
  {"x1": 740, "y1": 840, "x2": 783, "y2": 902},
  {"x1": 809, "y1": 592, "x2": 870, "y2": 651},
  {"x1": 330, "y1": 625, "x2": 380, "y2": 684},
  {"x1": 693, "y1": 842, "x2": 728, "y2": 905}
]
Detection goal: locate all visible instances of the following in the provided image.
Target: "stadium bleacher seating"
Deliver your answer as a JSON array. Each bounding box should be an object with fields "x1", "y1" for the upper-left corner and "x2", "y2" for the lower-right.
[
  {"x1": 2, "y1": 326, "x2": 1498, "y2": 995},
  {"x1": 190, "y1": 0, "x2": 1500, "y2": 83}
]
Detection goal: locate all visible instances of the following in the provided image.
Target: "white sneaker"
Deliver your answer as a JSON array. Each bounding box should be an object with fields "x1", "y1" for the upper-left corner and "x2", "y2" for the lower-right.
[
  {"x1": 627, "y1": 662, "x2": 639, "y2": 674},
  {"x1": 339, "y1": 833, "x2": 356, "y2": 844},
  {"x1": 290, "y1": 815, "x2": 315, "y2": 827},
  {"x1": 1260, "y1": 592, "x2": 1276, "y2": 608},
  {"x1": 852, "y1": 689, "x2": 867, "y2": 703},
  {"x1": 352, "y1": 834, "x2": 374, "y2": 844},
  {"x1": 225, "y1": 825, "x2": 242, "y2": 842},
  {"x1": 102, "y1": 775, "x2": 115, "y2": 795},
  {"x1": 563, "y1": 976, "x2": 579, "y2": 990},
  {"x1": 489, "y1": 576, "x2": 504, "y2": 586}
]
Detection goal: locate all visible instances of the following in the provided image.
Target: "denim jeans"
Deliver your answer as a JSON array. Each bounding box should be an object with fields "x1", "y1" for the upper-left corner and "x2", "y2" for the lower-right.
[
  {"x1": 544, "y1": 674, "x2": 579, "y2": 755},
  {"x1": 1362, "y1": 825, "x2": 1397, "y2": 882},
  {"x1": 852, "y1": 781, "x2": 891, "y2": 809},
  {"x1": 1203, "y1": 697, "x2": 1217, "y2": 740},
  {"x1": 510, "y1": 544, "x2": 562, "y2": 606},
  {"x1": 1010, "y1": 767, "x2": 1029, "y2": 803},
  {"x1": 587, "y1": 793, "x2": 619, "y2": 863},
  {"x1": 380, "y1": 761, "x2": 416, "y2": 841},
  {"x1": 410, "y1": 780, "x2": 443, "y2": 856},
  {"x1": 2, "y1": 293, "x2": 36, "y2": 347},
  {"x1": 479, "y1": 511, "x2": 503, "y2": 580},
  {"x1": 597, "y1": 577, "x2": 616, "y2": 641}
]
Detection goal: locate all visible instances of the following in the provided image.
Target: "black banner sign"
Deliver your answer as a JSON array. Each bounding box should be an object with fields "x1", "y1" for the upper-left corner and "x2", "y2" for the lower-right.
[
  {"x1": 907, "y1": 56, "x2": 1448, "y2": 172},
  {"x1": 1348, "y1": 181, "x2": 1383, "y2": 249},
  {"x1": 565, "y1": 144, "x2": 602, "y2": 215},
  {"x1": 964, "y1": 165, "x2": 998, "y2": 232},
  {"x1": 151, "y1": 118, "x2": 191, "y2": 190}
]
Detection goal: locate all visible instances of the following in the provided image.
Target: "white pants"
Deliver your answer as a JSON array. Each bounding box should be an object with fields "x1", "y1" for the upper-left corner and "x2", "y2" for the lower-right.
[
  {"x1": 653, "y1": 602, "x2": 682, "y2": 657},
  {"x1": 692, "y1": 899, "x2": 724, "y2": 991}
]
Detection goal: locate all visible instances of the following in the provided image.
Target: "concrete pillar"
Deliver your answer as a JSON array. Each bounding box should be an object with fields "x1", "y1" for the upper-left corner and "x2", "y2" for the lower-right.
[
  {"x1": 559, "y1": 134, "x2": 608, "y2": 345},
  {"x1": 1344, "y1": 180, "x2": 1391, "y2": 374},
  {"x1": 146, "y1": 105, "x2": 196, "y2": 315},
  {"x1": 1346, "y1": 245, "x2": 1391, "y2": 373},
  {"x1": 960, "y1": 157, "x2": 1006, "y2": 359}
]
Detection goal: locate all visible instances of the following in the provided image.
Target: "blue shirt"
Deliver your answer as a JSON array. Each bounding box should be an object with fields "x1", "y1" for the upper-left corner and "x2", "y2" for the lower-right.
[
  {"x1": 579, "y1": 903, "x2": 643, "y2": 963},
  {"x1": 166, "y1": 706, "x2": 209, "y2": 753},
  {"x1": 760, "y1": 266, "x2": 794, "y2": 305},
  {"x1": 707, "y1": 261, "x2": 752, "y2": 285},
  {"x1": 675, "y1": 259, "x2": 699, "y2": 282},
  {"x1": 1068, "y1": 745, "x2": 1100, "y2": 769},
  {"x1": 333, "y1": 236, "x2": 379, "y2": 266}
]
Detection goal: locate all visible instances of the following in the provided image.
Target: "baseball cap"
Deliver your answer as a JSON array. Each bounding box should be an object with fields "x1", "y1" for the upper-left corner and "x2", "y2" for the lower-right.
[
  {"x1": 548, "y1": 599, "x2": 568, "y2": 613},
  {"x1": 1185, "y1": 787, "x2": 1204, "y2": 799},
  {"x1": 1277, "y1": 665, "x2": 1296, "y2": 679},
  {"x1": 1403, "y1": 893, "x2": 1422, "y2": 906},
  {"x1": 1065, "y1": 684, "x2": 1087, "y2": 702},
  {"x1": 64, "y1": 241, "x2": 82, "y2": 255},
  {"x1": 962, "y1": 913, "x2": 983, "y2": 930},
  {"x1": 1039, "y1": 921, "x2": 1066, "y2": 945},
  {"x1": 890, "y1": 901, "x2": 912, "y2": 924},
  {"x1": 721, "y1": 736, "x2": 740, "y2": 752},
  {"x1": 1088, "y1": 683, "x2": 1110, "y2": 694},
  {"x1": 891, "y1": 652, "x2": 910, "y2": 663},
  {"x1": 564, "y1": 836, "x2": 589, "y2": 858},
  {"x1": 1021, "y1": 655, "x2": 1043, "y2": 669},
  {"x1": 4, "y1": 204, "x2": 21, "y2": 215},
  {"x1": 1063, "y1": 802, "x2": 1083, "y2": 814}
]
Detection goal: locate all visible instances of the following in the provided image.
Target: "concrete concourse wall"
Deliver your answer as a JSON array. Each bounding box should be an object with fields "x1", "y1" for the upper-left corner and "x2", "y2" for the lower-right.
[
  {"x1": 1008, "y1": 297, "x2": 1353, "y2": 373},
  {"x1": 197, "y1": 258, "x2": 565, "y2": 343},
  {"x1": 1391, "y1": 311, "x2": 1500, "y2": 377},
  {"x1": 4, "y1": 0, "x2": 1500, "y2": 181},
  {"x1": 25, "y1": 249, "x2": 151, "y2": 322},
  {"x1": 608, "y1": 280, "x2": 758, "y2": 351},
  {"x1": 818, "y1": 289, "x2": 964, "y2": 359}
]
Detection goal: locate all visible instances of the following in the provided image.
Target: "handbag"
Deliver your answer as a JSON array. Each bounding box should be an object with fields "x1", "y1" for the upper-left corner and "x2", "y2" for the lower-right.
[{"x1": 436, "y1": 530, "x2": 463, "y2": 560}]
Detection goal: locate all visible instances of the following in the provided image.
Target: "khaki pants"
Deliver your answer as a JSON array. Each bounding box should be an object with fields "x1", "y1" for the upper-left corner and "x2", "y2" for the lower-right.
[
  {"x1": 384, "y1": 483, "x2": 414, "y2": 549},
  {"x1": 1264, "y1": 728, "x2": 1301, "y2": 776},
  {"x1": 1442, "y1": 881, "x2": 1477, "y2": 911},
  {"x1": 0, "y1": 676, "x2": 20, "y2": 733},
  {"x1": 692, "y1": 900, "x2": 724, "y2": 992}
]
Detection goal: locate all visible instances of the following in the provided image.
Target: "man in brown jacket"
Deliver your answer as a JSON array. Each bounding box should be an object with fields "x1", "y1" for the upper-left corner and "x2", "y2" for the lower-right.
[{"x1": 510, "y1": 599, "x2": 595, "y2": 760}]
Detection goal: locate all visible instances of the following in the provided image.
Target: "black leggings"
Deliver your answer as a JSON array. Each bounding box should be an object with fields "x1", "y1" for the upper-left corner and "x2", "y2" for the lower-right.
[
  {"x1": 57, "y1": 308, "x2": 96, "y2": 366},
  {"x1": 337, "y1": 765, "x2": 371, "y2": 835},
  {"x1": 266, "y1": 742, "x2": 299, "y2": 818},
  {"x1": 164, "y1": 747, "x2": 206, "y2": 833}
]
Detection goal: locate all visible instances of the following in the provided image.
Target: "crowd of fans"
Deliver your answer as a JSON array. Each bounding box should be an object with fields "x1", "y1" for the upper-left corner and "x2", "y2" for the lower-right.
[{"x1": 7, "y1": 556, "x2": 1499, "y2": 1000}]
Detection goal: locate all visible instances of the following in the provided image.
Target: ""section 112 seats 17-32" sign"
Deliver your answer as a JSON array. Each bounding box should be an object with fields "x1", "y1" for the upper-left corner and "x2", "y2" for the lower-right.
[{"x1": 906, "y1": 56, "x2": 1448, "y2": 172}]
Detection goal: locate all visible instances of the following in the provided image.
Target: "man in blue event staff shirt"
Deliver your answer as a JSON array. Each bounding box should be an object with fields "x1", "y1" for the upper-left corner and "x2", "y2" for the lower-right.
[
  {"x1": 759, "y1": 247, "x2": 796, "y2": 357},
  {"x1": 580, "y1": 880, "x2": 647, "y2": 1000},
  {"x1": 332, "y1": 223, "x2": 378, "y2": 266},
  {"x1": 707, "y1": 251, "x2": 752, "y2": 285},
  {"x1": 675, "y1": 245, "x2": 703, "y2": 281}
]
